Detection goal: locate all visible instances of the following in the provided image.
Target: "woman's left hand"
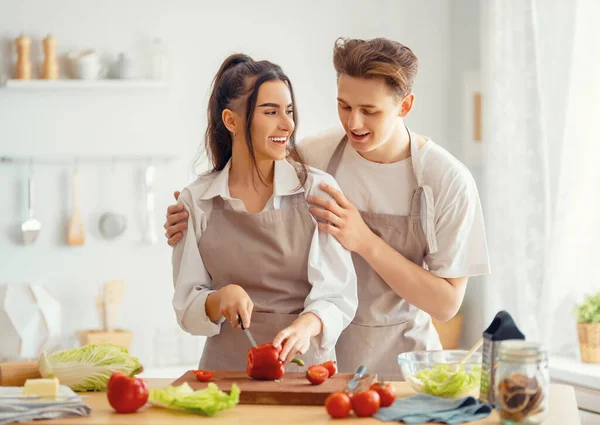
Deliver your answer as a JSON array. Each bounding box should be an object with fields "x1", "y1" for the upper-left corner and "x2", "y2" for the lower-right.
[
  {"x1": 308, "y1": 183, "x2": 373, "y2": 253},
  {"x1": 272, "y1": 322, "x2": 312, "y2": 364},
  {"x1": 272, "y1": 313, "x2": 323, "y2": 363}
]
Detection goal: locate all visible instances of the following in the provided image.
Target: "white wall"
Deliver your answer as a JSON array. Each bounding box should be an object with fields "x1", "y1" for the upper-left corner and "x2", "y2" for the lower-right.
[
  {"x1": 445, "y1": 0, "x2": 486, "y2": 348},
  {"x1": 0, "y1": 0, "x2": 453, "y2": 367},
  {"x1": 447, "y1": 0, "x2": 481, "y2": 160}
]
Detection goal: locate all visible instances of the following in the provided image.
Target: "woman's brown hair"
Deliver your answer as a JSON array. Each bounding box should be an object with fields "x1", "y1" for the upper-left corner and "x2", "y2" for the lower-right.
[
  {"x1": 197, "y1": 53, "x2": 306, "y2": 186},
  {"x1": 332, "y1": 37, "x2": 418, "y2": 98}
]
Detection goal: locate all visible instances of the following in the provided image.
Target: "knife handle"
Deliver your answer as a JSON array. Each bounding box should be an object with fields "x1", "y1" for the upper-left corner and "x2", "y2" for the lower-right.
[{"x1": 238, "y1": 315, "x2": 245, "y2": 330}]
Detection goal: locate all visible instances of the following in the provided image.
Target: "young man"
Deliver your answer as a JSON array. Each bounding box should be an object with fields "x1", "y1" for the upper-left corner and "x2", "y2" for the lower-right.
[{"x1": 165, "y1": 37, "x2": 490, "y2": 380}]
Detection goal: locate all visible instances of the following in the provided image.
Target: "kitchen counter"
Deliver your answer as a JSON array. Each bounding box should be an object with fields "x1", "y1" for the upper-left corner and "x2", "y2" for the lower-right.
[{"x1": 25, "y1": 379, "x2": 580, "y2": 424}]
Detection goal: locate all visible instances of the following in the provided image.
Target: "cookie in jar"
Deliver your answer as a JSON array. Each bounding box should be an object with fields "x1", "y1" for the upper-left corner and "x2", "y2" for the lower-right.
[{"x1": 495, "y1": 340, "x2": 549, "y2": 424}]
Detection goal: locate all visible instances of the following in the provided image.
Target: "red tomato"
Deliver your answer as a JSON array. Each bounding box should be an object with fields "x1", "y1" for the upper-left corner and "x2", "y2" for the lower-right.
[
  {"x1": 192, "y1": 370, "x2": 215, "y2": 382},
  {"x1": 351, "y1": 389, "x2": 381, "y2": 417},
  {"x1": 306, "y1": 365, "x2": 329, "y2": 385},
  {"x1": 370, "y1": 382, "x2": 397, "y2": 407},
  {"x1": 325, "y1": 391, "x2": 352, "y2": 418},
  {"x1": 319, "y1": 360, "x2": 337, "y2": 378}
]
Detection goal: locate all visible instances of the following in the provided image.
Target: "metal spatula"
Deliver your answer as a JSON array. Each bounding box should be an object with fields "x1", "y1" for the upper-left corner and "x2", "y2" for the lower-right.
[{"x1": 21, "y1": 168, "x2": 41, "y2": 244}]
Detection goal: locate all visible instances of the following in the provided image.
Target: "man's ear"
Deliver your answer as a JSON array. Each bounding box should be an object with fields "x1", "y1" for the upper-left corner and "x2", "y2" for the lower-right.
[
  {"x1": 399, "y1": 93, "x2": 415, "y2": 118},
  {"x1": 222, "y1": 109, "x2": 239, "y2": 134}
]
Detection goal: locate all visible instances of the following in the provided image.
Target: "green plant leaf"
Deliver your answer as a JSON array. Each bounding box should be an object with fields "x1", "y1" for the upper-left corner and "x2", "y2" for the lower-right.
[{"x1": 574, "y1": 292, "x2": 600, "y2": 323}]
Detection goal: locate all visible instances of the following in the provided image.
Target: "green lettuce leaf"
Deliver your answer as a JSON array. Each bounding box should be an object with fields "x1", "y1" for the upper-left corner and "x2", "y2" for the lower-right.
[
  {"x1": 148, "y1": 383, "x2": 194, "y2": 410},
  {"x1": 38, "y1": 343, "x2": 143, "y2": 392},
  {"x1": 415, "y1": 365, "x2": 481, "y2": 397},
  {"x1": 149, "y1": 383, "x2": 240, "y2": 416}
]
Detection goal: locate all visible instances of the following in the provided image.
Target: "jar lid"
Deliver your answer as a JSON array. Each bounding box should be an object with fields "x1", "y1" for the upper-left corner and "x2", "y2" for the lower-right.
[{"x1": 499, "y1": 340, "x2": 546, "y2": 362}]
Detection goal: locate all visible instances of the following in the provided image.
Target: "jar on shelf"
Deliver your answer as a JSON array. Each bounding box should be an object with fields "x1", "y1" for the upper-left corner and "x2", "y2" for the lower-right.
[{"x1": 495, "y1": 340, "x2": 549, "y2": 425}]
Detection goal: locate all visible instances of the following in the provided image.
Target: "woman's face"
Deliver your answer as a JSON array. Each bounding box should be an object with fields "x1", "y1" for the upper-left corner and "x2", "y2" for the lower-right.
[
  {"x1": 249, "y1": 80, "x2": 295, "y2": 162},
  {"x1": 337, "y1": 74, "x2": 405, "y2": 155}
]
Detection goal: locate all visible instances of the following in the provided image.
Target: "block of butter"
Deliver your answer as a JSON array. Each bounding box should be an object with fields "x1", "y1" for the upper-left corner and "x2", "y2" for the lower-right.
[{"x1": 23, "y1": 377, "x2": 60, "y2": 398}]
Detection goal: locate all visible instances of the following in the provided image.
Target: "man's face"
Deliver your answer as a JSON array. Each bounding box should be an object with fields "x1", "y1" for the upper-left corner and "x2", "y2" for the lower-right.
[{"x1": 336, "y1": 74, "x2": 406, "y2": 156}]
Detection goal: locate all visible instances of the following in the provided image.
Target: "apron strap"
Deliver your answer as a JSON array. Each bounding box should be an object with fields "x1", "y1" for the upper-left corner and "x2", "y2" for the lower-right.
[
  {"x1": 407, "y1": 126, "x2": 438, "y2": 254},
  {"x1": 410, "y1": 187, "x2": 422, "y2": 218},
  {"x1": 325, "y1": 135, "x2": 348, "y2": 177},
  {"x1": 289, "y1": 191, "x2": 307, "y2": 206},
  {"x1": 212, "y1": 196, "x2": 226, "y2": 210},
  {"x1": 420, "y1": 185, "x2": 438, "y2": 254}
]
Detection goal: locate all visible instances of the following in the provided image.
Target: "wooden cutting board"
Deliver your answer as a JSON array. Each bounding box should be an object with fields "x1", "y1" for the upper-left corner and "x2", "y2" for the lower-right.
[{"x1": 171, "y1": 370, "x2": 378, "y2": 405}]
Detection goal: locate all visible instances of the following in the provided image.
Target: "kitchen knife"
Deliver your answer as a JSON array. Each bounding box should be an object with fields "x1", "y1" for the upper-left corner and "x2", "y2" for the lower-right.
[
  {"x1": 346, "y1": 365, "x2": 367, "y2": 392},
  {"x1": 238, "y1": 315, "x2": 258, "y2": 348}
]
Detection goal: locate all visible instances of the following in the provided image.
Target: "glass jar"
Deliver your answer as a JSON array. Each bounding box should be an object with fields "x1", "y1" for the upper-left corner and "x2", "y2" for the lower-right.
[{"x1": 494, "y1": 340, "x2": 549, "y2": 425}]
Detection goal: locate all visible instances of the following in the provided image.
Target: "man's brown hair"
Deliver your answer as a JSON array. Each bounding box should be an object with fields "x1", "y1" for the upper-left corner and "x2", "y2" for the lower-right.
[{"x1": 333, "y1": 37, "x2": 418, "y2": 98}]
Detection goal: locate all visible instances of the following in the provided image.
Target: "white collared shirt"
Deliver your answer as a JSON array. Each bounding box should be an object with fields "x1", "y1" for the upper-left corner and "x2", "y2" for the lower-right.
[{"x1": 172, "y1": 159, "x2": 358, "y2": 350}]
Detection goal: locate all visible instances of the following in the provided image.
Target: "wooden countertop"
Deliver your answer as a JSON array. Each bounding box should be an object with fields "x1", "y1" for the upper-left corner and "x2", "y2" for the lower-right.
[{"x1": 23, "y1": 379, "x2": 581, "y2": 424}]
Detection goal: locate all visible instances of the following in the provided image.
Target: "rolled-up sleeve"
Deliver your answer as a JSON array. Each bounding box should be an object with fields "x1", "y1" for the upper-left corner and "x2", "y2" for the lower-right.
[
  {"x1": 172, "y1": 190, "x2": 224, "y2": 336},
  {"x1": 302, "y1": 174, "x2": 358, "y2": 350},
  {"x1": 424, "y1": 174, "x2": 491, "y2": 278}
]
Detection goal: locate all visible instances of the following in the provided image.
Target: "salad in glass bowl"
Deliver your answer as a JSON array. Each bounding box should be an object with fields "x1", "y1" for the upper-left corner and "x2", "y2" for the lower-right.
[{"x1": 397, "y1": 350, "x2": 482, "y2": 398}]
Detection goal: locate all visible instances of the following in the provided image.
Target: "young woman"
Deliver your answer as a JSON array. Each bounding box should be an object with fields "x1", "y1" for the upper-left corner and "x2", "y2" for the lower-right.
[
  {"x1": 172, "y1": 53, "x2": 357, "y2": 371},
  {"x1": 167, "y1": 39, "x2": 490, "y2": 380}
]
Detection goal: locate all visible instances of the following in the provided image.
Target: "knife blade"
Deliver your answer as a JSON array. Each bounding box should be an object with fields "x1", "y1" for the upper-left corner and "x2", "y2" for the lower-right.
[
  {"x1": 238, "y1": 315, "x2": 258, "y2": 348},
  {"x1": 346, "y1": 365, "x2": 367, "y2": 392}
]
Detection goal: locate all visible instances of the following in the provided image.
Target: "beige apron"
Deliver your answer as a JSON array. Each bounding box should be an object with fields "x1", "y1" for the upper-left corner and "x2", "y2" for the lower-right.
[
  {"x1": 329, "y1": 131, "x2": 442, "y2": 381},
  {"x1": 197, "y1": 191, "x2": 335, "y2": 371}
]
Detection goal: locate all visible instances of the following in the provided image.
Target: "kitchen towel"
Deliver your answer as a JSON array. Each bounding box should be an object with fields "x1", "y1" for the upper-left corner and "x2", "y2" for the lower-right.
[
  {"x1": 0, "y1": 386, "x2": 90, "y2": 425},
  {"x1": 374, "y1": 394, "x2": 492, "y2": 424},
  {"x1": 0, "y1": 400, "x2": 91, "y2": 425}
]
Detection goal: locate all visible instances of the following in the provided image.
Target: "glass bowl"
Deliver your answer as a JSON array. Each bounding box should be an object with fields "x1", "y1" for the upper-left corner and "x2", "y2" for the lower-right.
[{"x1": 397, "y1": 350, "x2": 483, "y2": 398}]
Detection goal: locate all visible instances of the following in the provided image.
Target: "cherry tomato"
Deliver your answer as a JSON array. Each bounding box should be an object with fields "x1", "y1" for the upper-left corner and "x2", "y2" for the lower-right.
[
  {"x1": 192, "y1": 370, "x2": 215, "y2": 382},
  {"x1": 351, "y1": 389, "x2": 381, "y2": 417},
  {"x1": 319, "y1": 360, "x2": 337, "y2": 378},
  {"x1": 325, "y1": 391, "x2": 352, "y2": 418},
  {"x1": 370, "y1": 382, "x2": 397, "y2": 407},
  {"x1": 306, "y1": 365, "x2": 329, "y2": 385}
]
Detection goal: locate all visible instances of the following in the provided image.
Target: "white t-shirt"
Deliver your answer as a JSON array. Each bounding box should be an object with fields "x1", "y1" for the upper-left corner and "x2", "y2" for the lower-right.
[{"x1": 297, "y1": 127, "x2": 491, "y2": 279}]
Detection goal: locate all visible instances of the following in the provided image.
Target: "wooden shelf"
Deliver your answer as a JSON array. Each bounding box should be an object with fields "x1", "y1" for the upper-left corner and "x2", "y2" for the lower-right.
[
  {"x1": 1, "y1": 79, "x2": 168, "y2": 90},
  {"x1": 0, "y1": 155, "x2": 178, "y2": 166}
]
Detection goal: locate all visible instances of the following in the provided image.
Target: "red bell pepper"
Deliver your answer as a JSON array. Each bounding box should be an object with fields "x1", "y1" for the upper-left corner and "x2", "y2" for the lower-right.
[
  {"x1": 246, "y1": 343, "x2": 304, "y2": 380},
  {"x1": 106, "y1": 368, "x2": 148, "y2": 414},
  {"x1": 192, "y1": 369, "x2": 215, "y2": 382}
]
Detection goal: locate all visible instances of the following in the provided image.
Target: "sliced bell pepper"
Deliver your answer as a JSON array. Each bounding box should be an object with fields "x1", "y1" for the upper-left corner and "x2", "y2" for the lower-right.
[
  {"x1": 246, "y1": 343, "x2": 304, "y2": 380},
  {"x1": 192, "y1": 370, "x2": 215, "y2": 382}
]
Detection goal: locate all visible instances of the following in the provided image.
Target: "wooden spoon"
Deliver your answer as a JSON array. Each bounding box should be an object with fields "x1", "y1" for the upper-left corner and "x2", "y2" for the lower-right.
[
  {"x1": 67, "y1": 169, "x2": 84, "y2": 245},
  {"x1": 459, "y1": 338, "x2": 484, "y2": 366}
]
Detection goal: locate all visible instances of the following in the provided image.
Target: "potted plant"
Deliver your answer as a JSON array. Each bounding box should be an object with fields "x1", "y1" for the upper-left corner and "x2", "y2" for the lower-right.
[{"x1": 574, "y1": 292, "x2": 600, "y2": 364}]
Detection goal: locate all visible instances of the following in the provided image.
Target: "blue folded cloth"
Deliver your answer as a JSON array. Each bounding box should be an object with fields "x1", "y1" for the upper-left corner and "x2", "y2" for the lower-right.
[{"x1": 374, "y1": 394, "x2": 492, "y2": 424}]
